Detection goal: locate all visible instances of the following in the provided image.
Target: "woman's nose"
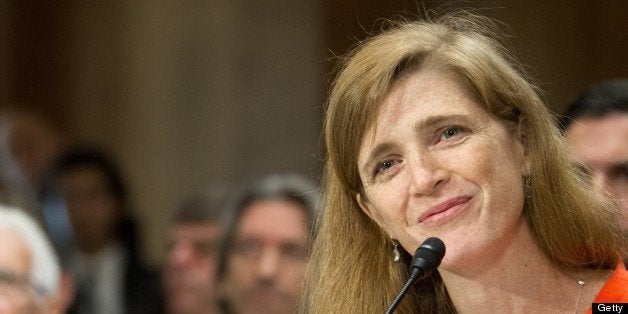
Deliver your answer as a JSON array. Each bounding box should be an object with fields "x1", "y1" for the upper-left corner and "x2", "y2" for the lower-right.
[{"x1": 407, "y1": 153, "x2": 449, "y2": 196}]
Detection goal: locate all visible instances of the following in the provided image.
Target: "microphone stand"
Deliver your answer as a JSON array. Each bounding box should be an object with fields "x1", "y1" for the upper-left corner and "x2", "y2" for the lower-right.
[
  {"x1": 385, "y1": 237, "x2": 445, "y2": 314},
  {"x1": 385, "y1": 269, "x2": 421, "y2": 314}
]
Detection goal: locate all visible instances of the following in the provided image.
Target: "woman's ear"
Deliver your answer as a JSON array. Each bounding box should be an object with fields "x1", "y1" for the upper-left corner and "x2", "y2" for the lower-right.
[
  {"x1": 356, "y1": 193, "x2": 384, "y2": 228},
  {"x1": 516, "y1": 116, "x2": 532, "y2": 176},
  {"x1": 517, "y1": 116, "x2": 529, "y2": 155}
]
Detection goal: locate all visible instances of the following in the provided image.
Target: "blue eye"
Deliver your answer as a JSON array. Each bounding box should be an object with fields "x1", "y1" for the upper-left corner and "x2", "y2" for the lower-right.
[
  {"x1": 442, "y1": 127, "x2": 460, "y2": 139},
  {"x1": 374, "y1": 160, "x2": 396, "y2": 177},
  {"x1": 433, "y1": 125, "x2": 469, "y2": 147},
  {"x1": 378, "y1": 160, "x2": 393, "y2": 171}
]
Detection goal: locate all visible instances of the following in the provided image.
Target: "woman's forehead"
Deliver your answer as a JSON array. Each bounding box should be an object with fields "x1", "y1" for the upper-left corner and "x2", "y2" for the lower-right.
[{"x1": 361, "y1": 70, "x2": 485, "y2": 139}]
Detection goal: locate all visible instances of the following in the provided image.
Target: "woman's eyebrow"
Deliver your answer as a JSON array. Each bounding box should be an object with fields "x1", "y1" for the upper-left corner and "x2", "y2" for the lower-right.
[
  {"x1": 412, "y1": 114, "x2": 469, "y2": 134},
  {"x1": 361, "y1": 142, "x2": 395, "y2": 175}
]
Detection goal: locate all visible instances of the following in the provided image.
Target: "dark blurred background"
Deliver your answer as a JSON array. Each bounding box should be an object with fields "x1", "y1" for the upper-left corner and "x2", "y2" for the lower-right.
[{"x1": 1, "y1": 0, "x2": 626, "y2": 266}]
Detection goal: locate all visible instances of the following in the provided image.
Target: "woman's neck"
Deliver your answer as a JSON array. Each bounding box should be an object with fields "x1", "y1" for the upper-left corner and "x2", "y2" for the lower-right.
[{"x1": 438, "y1": 222, "x2": 609, "y2": 313}]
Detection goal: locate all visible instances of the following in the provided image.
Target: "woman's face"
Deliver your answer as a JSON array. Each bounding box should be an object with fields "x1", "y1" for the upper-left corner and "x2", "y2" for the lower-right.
[{"x1": 356, "y1": 69, "x2": 529, "y2": 269}]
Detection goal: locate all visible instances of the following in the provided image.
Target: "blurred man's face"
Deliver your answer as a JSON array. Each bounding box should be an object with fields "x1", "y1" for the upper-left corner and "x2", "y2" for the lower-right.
[
  {"x1": 164, "y1": 222, "x2": 221, "y2": 314},
  {"x1": 565, "y1": 113, "x2": 628, "y2": 228},
  {"x1": 6, "y1": 113, "x2": 64, "y2": 186},
  {"x1": 222, "y1": 199, "x2": 309, "y2": 314},
  {"x1": 0, "y1": 229, "x2": 41, "y2": 313},
  {"x1": 60, "y1": 167, "x2": 121, "y2": 254}
]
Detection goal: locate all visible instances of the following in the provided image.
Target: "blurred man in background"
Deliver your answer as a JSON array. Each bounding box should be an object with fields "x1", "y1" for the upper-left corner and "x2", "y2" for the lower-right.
[
  {"x1": 4, "y1": 108, "x2": 69, "y2": 189},
  {"x1": 0, "y1": 107, "x2": 70, "y2": 213},
  {"x1": 0, "y1": 107, "x2": 75, "y2": 283},
  {"x1": 164, "y1": 191, "x2": 225, "y2": 314},
  {"x1": 0, "y1": 107, "x2": 78, "y2": 314},
  {"x1": 561, "y1": 79, "x2": 628, "y2": 229},
  {"x1": 43, "y1": 145, "x2": 163, "y2": 314},
  {"x1": 0, "y1": 204, "x2": 63, "y2": 313},
  {"x1": 217, "y1": 174, "x2": 319, "y2": 314}
]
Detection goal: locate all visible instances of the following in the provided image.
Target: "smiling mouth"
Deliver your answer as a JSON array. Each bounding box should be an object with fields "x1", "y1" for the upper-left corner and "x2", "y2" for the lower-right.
[{"x1": 419, "y1": 196, "x2": 472, "y2": 227}]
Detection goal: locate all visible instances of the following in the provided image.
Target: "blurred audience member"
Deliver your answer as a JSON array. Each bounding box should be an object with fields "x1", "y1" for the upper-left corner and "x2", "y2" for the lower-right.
[
  {"x1": 4, "y1": 108, "x2": 69, "y2": 188},
  {"x1": 0, "y1": 204, "x2": 63, "y2": 313},
  {"x1": 0, "y1": 107, "x2": 74, "y2": 275},
  {"x1": 217, "y1": 174, "x2": 319, "y2": 314},
  {"x1": 164, "y1": 190, "x2": 226, "y2": 314},
  {"x1": 0, "y1": 107, "x2": 69, "y2": 213},
  {"x1": 42, "y1": 145, "x2": 163, "y2": 314},
  {"x1": 561, "y1": 79, "x2": 628, "y2": 229}
]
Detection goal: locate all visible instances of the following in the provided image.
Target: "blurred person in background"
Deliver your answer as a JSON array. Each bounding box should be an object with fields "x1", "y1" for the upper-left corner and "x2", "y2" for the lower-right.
[
  {"x1": 3, "y1": 107, "x2": 69, "y2": 189},
  {"x1": 0, "y1": 106, "x2": 75, "y2": 274},
  {"x1": 217, "y1": 174, "x2": 319, "y2": 314},
  {"x1": 0, "y1": 106, "x2": 77, "y2": 313},
  {"x1": 561, "y1": 79, "x2": 628, "y2": 229},
  {"x1": 163, "y1": 190, "x2": 226, "y2": 314},
  {"x1": 0, "y1": 107, "x2": 70, "y2": 212},
  {"x1": 42, "y1": 145, "x2": 163, "y2": 314},
  {"x1": 0, "y1": 204, "x2": 64, "y2": 313},
  {"x1": 0, "y1": 106, "x2": 70, "y2": 216}
]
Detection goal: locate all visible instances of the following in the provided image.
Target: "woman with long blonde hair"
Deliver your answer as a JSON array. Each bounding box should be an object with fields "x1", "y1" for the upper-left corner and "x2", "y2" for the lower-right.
[{"x1": 302, "y1": 11, "x2": 626, "y2": 313}]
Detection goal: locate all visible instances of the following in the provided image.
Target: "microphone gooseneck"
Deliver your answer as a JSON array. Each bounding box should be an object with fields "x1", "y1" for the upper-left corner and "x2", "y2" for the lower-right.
[{"x1": 385, "y1": 237, "x2": 446, "y2": 314}]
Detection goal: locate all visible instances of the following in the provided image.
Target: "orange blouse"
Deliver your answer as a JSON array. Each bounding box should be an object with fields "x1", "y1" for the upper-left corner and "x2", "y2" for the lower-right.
[{"x1": 586, "y1": 263, "x2": 628, "y2": 314}]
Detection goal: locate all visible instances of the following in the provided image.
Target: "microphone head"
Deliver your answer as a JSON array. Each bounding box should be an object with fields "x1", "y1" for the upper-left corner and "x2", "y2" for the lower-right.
[{"x1": 410, "y1": 237, "x2": 446, "y2": 279}]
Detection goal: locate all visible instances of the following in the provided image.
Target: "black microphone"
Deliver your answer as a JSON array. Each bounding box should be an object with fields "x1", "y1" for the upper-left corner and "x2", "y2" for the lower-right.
[{"x1": 385, "y1": 237, "x2": 446, "y2": 314}]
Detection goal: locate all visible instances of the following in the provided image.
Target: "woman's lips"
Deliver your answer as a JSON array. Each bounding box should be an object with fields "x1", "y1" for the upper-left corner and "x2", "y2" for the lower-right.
[{"x1": 418, "y1": 196, "x2": 472, "y2": 227}]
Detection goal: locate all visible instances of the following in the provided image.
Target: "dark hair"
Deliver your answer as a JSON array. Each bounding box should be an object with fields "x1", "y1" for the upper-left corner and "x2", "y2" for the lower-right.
[
  {"x1": 40, "y1": 145, "x2": 137, "y2": 248},
  {"x1": 560, "y1": 79, "x2": 628, "y2": 131},
  {"x1": 43, "y1": 145, "x2": 128, "y2": 206}
]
